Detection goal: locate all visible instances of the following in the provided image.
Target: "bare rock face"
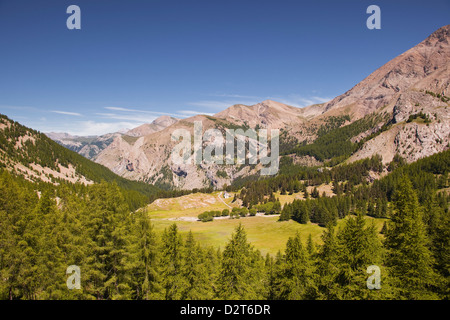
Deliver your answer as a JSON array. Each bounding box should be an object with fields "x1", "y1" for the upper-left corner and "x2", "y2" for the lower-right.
[
  {"x1": 152, "y1": 115, "x2": 179, "y2": 128},
  {"x1": 287, "y1": 155, "x2": 322, "y2": 167},
  {"x1": 349, "y1": 117, "x2": 449, "y2": 165},
  {"x1": 394, "y1": 120, "x2": 449, "y2": 163},
  {"x1": 46, "y1": 116, "x2": 178, "y2": 161}
]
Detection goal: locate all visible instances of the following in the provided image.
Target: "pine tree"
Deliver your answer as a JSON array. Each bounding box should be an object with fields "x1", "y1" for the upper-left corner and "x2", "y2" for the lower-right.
[
  {"x1": 315, "y1": 225, "x2": 341, "y2": 299},
  {"x1": 83, "y1": 182, "x2": 132, "y2": 299},
  {"x1": 34, "y1": 190, "x2": 67, "y2": 299},
  {"x1": 306, "y1": 234, "x2": 316, "y2": 256},
  {"x1": 203, "y1": 246, "x2": 220, "y2": 294},
  {"x1": 273, "y1": 233, "x2": 316, "y2": 299},
  {"x1": 380, "y1": 221, "x2": 388, "y2": 235},
  {"x1": 128, "y1": 210, "x2": 161, "y2": 300},
  {"x1": 303, "y1": 188, "x2": 309, "y2": 199},
  {"x1": 181, "y1": 231, "x2": 213, "y2": 299},
  {"x1": 58, "y1": 185, "x2": 92, "y2": 300},
  {"x1": 384, "y1": 175, "x2": 438, "y2": 299},
  {"x1": 267, "y1": 250, "x2": 283, "y2": 300},
  {"x1": 422, "y1": 194, "x2": 449, "y2": 298},
  {"x1": 0, "y1": 171, "x2": 38, "y2": 299},
  {"x1": 311, "y1": 187, "x2": 319, "y2": 198},
  {"x1": 263, "y1": 253, "x2": 274, "y2": 299},
  {"x1": 279, "y1": 203, "x2": 292, "y2": 221},
  {"x1": 336, "y1": 214, "x2": 384, "y2": 299},
  {"x1": 160, "y1": 224, "x2": 186, "y2": 300},
  {"x1": 216, "y1": 224, "x2": 263, "y2": 299}
]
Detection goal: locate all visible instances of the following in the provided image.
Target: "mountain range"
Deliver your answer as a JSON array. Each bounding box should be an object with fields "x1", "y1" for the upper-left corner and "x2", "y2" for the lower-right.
[
  {"x1": 46, "y1": 115, "x2": 179, "y2": 161},
  {"x1": 4, "y1": 25, "x2": 449, "y2": 190}
]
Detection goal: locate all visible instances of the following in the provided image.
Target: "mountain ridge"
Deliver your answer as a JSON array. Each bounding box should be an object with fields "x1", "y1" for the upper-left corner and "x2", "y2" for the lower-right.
[
  {"x1": 45, "y1": 115, "x2": 179, "y2": 160},
  {"x1": 0, "y1": 114, "x2": 160, "y2": 197},
  {"x1": 43, "y1": 25, "x2": 450, "y2": 189}
]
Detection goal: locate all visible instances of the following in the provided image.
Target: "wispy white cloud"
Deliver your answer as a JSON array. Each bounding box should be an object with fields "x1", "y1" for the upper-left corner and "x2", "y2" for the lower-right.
[
  {"x1": 208, "y1": 93, "x2": 263, "y2": 100},
  {"x1": 95, "y1": 112, "x2": 158, "y2": 123},
  {"x1": 51, "y1": 110, "x2": 83, "y2": 116},
  {"x1": 0, "y1": 104, "x2": 38, "y2": 111},
  {"x1": 104, "y1": 106, "x2": 133, "y2": 112},
  {"x1": 9, "y1": 93, "x2": 331, "y2": 137},
  {"x1": 311, "y1": 96, "x2": 331, "y2": 103},
  {"x1": 104, "y1": 106, "x2": 182, "y2": 117},
  {"x1": 46, "y1": 106, "x2": 195, "y2": 135},
  {"x1": 40, "y1": 120, "x2": 139, "y2": 136},
  {"x1": 103, "y1": 105, "x2": 219, "y2": 120},
  {"x1": 72, "y1": 121, "x2": 137, "y2": 136},
  {"x1": 177, "y1": 110, "x2": 215, "y2": 116}
]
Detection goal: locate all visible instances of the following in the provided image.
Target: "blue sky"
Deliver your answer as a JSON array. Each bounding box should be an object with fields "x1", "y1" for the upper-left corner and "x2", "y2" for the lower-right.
[{"x1": 0, "y1": 0, "x2": 449, "y2": 135}]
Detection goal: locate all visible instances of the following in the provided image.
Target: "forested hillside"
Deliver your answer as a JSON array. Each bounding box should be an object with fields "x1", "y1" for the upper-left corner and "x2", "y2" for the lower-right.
[
  {"x1": 0, "y1": 114, "x2": 161, "y2": 199},
  {"x1": 0, "y1": 148, "x2": 448, "y2": 299},
  {"x1": 282, "y1": 113, "x2": 390, "y2": 163},
  {"x1": 232, "y1": 151, "x2": 449, "y2": 226}
]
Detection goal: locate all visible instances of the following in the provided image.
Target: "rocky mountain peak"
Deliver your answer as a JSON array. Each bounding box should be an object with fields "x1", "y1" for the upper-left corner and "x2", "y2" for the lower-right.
[
  {"x1": 152, "y1": 115, "x2": 179, "y2": 127},
  {"x1": 320, "y1": 25, "x2": 450, "y2": 118},
  {"x1": 125, "y1": 115, "x2": 179, "y2": 137},
  {"x1": 424, "y1": 24, "x2": 449, "y2": 44}
]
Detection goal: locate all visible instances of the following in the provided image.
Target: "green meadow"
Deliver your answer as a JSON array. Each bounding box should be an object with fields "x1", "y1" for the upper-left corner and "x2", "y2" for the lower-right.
[{"x1": 145, "y1": 191, "x2": 387, "y2": 256}]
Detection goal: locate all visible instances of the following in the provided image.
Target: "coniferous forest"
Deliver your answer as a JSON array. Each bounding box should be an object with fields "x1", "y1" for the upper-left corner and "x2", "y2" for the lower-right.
[
  {"x1": 0, "y1": 149, "x2": 448, "y2": 300},
  {"x1": 1, "y1": 1, "x2": 450, "y2": 310}
]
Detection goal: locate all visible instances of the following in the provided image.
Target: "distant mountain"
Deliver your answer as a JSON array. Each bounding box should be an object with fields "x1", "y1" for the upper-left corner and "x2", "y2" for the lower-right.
[
  {"x1": 45, "y1": 131, "x2": 120, "y2": 160},
  {"x1": 95, "y1": 114, "x2": 231, "y2": 189},
  {"x1": 125, "y1": 116, "x2": 179, "y2": 137},
  {"x1": 213, "y1": 99, "x2": 321, "y2": 129},
  {"x1": 0, "y1": 114, "x2": 159, "y2": 196},
  {"x1": 45, "y1": 115, "x2": 179, "y2": 160}
]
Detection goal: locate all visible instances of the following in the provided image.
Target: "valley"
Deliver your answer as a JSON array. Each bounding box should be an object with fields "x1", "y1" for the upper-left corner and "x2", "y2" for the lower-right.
[
  {"x1": 144, "y1": 190, "x2": 387, "y2": 255},
  {"x1": 0, "y1": 24, "x2": 449, "y2": 301}
]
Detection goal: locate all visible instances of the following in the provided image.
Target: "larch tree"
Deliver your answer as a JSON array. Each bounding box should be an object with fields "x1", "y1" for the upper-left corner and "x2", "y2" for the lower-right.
[
  {"x1": 216, "y1": 224, "x2": 263, "y2": 299},
  {"x1": 272, "y1": 233, "x2": 316, "y2": 300},
  {"x1": 181, "y1": 231, "x2": 213, "y2": 300},
  {"x1": 160, "y1": 223, "x2": 186, "y2": 300},
  {"x1": 384, "y1": 175, "x2": 438, "y2": 299},
  {"x1": 336, "y1": 213, "x2": 385, "y2": 299}
]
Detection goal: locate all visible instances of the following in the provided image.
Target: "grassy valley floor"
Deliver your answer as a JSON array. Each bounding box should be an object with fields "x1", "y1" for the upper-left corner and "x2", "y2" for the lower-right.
[{"x1": 145, "y1": 191, "x2": 387, "y2": 256}]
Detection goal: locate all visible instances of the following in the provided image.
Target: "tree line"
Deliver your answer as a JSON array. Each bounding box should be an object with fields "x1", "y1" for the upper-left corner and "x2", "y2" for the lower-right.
[
  {"x1": 230, "y1": 150, "x2": 448, "y2": 227},
  {"x1": 0, "y1": 166, "x2": 448, "y2": 299}
]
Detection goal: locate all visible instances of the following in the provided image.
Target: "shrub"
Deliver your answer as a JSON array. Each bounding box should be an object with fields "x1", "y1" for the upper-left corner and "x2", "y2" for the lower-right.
[
  {"x1": 217, "y1": 170, "x2": 228, "y2": 178},
  {"x1": 198, "y1": 210, "x2": 221, "y2": 222},
  {"x1": 198, "y1": 211, "x2": 214, "y2": 222}
]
